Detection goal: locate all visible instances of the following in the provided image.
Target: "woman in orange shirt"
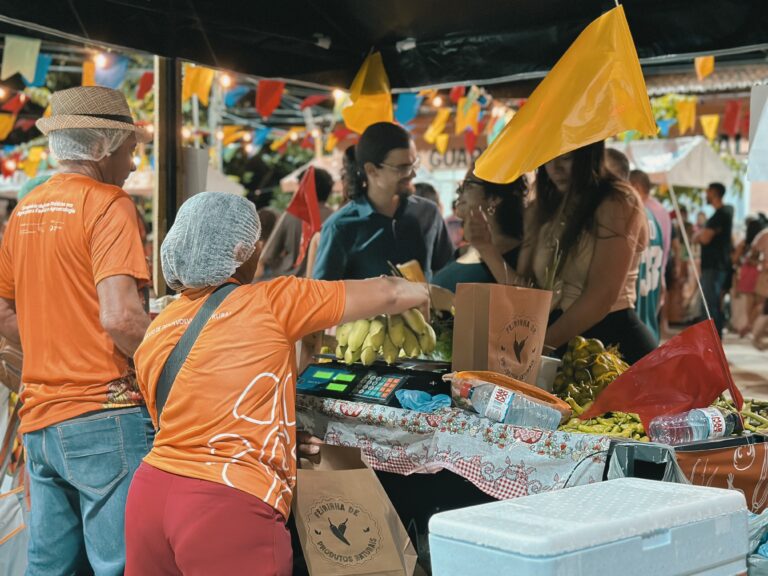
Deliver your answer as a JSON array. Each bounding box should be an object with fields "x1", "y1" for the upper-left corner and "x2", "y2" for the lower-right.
[{"x1": 125, "y1": 192, "x2": 428, "y2": 575}]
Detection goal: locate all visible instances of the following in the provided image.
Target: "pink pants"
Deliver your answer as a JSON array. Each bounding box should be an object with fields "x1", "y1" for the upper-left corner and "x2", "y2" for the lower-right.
[{"x1": 125, "y1": 463, "x2": 292, "y2": 576}]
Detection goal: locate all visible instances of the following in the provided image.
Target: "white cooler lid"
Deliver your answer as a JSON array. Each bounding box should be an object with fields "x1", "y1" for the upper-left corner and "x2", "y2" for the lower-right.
[{"x1": 429, "y1": 478, "x2": 746, "y2": 557}]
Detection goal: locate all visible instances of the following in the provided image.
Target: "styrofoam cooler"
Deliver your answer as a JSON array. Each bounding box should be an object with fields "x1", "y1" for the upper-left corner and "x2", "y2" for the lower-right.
[{"x1": 429, "y1": 478, "x2": 748, "y2": 576}]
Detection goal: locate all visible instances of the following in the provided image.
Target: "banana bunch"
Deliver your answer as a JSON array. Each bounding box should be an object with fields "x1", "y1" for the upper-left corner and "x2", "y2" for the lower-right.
[
  {"x1": 553, "y1": 336, "x2": 629, "y2": 406},
  {"x1": 335, "y1": 309, "x2": 437, "y2": 366}
]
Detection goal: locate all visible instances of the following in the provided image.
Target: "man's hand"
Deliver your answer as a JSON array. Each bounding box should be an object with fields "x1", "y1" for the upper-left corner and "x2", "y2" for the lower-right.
[{"x1": 297, "y1": 431, "x2": 323, "y2": 457}]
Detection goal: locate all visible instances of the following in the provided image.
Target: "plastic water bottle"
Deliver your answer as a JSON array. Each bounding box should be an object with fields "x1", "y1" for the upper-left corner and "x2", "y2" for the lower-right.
[
  {"x1": 459, "y1": 383, "x2": 562, "y2": 430},
  {"x1": 648, "y1": 408, "x2": 742, "y2": 446}
]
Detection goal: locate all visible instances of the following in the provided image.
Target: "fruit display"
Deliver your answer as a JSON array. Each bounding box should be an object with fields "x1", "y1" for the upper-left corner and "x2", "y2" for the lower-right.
[{"x1": 335, "y1": 308, "x2": 437, "y2": 366}]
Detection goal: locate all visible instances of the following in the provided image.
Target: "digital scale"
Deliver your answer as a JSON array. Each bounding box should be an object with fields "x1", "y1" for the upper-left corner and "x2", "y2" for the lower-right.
[{"x1": 297, "y1": 358, "x2": 451, "y2": 407}]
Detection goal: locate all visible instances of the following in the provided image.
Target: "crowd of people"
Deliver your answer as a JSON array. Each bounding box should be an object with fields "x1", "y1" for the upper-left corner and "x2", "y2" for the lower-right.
[{"x1": 0, "y1": 85, "x2": 765, "y2": 575}]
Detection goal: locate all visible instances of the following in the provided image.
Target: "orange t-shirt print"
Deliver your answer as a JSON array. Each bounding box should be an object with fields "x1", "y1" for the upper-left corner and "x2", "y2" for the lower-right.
[
  {"x1": 0, "y1": 173, "x2": 150, "y2": 433},
  {"x1": 134, "y1": 277, "x2": 345, "y2": 518}
]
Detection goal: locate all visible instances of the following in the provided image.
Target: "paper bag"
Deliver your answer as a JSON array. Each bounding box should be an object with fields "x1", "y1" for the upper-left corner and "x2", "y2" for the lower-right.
[
  {"x1": 675, "y1": 434, "x2": 768, "y2": 513},
  {"x1": 293, "y1": 445, "x2": 418, "y2": 576},
  {"x1": 452, "y1": 283, "x2": 552, "y2": 384}
]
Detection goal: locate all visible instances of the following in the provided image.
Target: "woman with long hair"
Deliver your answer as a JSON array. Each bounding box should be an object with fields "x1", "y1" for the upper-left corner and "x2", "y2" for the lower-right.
[
  {"x1": 517, "y1": 141, "x2": 655, "y2": 363},
  {"x1": 312, "y1": 122, "x2": 453, "y2": 280}
]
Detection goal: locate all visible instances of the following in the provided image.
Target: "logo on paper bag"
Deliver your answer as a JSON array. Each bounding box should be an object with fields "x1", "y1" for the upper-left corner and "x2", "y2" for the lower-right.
[
  {"x1": 497, "y1": 316, "x2": 539, "y2": 381},
  {"x1": 306, "y1": 498, "x2": 381, "y2": 566}
]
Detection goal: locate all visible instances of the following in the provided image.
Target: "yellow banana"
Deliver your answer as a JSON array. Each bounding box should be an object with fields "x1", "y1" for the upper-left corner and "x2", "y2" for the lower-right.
[
  {"x1": 344, "y1": 347, "x2": 361, "y2": 365},
  {"x1": 360, "y1": 347, "x2": 377, "y2": 366},
  {"x1": 382, "y1": 334, "x2": 398, "y2": 365},
  {"x1": 335, "y1": 344, "x2": 346, "y2": 360},
  {"x1": 418, "y1": 323, "x2": 437, "y2": 355},
  {"x1": 368, "y1": 317, "x2": 386, "y2": 349},
  {"x1": 336, "y1": 323, "x2": 352, "y2": 347},
  {"x1": 402, "y1": 308, "x2": 428, "y2": 335},
  {"x1": 347, "y1": 319, "x2": 370, "y2": 352},
  {"x1": 387, "y1": 315, "x2": 406, "y2": 347},
  {"x1": 402, "y1": 326, "x2": 421, "y2": 358}
]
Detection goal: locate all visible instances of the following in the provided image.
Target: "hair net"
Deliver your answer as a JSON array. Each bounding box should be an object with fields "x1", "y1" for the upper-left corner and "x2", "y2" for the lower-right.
[
  {"x1": 161, "y1": 192, "x2": 261, "y2": 291},
  {"x1": 49, "y1": 128, "x2": 132, "y2": 162}
]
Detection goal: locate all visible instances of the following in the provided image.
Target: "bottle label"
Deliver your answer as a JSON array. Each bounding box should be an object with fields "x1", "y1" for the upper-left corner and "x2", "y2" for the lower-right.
[
  {"x1": 697, "y1": 407, "x2": 727, "y2": 439},
  {"x1": 483, "y1": 386, "x2": 514, "y2": 422}
]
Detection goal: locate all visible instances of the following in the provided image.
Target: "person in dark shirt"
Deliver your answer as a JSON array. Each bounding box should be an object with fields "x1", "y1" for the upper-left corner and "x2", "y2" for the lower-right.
[
  {"x1": 433, "y1": 172, "x2": 525, "y2": 292},
  {"x1": 312, "y1": 122, "x2": 453, "y2": 281},
  {"x1": 694, "y1": 182, "x2": 733, "y2": 337}
]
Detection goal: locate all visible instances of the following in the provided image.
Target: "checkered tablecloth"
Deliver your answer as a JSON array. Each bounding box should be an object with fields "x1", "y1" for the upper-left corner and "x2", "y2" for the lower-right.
[{"x1": 297, "y1": 395, "x2": 610, "y2": 501}]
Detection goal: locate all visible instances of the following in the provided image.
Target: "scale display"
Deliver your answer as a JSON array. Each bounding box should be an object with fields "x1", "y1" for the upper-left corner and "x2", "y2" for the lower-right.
[{"x1": 297, "y1": 364, "x2": 410, "y2": 405}]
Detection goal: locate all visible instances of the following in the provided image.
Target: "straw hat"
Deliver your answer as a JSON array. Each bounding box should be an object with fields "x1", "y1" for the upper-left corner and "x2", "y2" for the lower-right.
[{"x1": 36, "y1": 86, "x2": 151, "y2": 143}]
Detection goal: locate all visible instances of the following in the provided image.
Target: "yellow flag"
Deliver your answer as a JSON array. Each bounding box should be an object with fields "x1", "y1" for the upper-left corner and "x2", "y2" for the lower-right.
[
  {"x1": 475, "y1": 5, "x2": 656, "y2": 183},
  {"x1": 455, "y1": 97, "x2": 480, "y2": 135},
  {"x1": 22, "y1": 146, "x2": 45, "y2": 177},
  {"x1": 676, "y1": 99, "x2": 697, "y2": 135},
  {"x1": 700, "y1": 114, "x2": 720, "y2": 142},
  {"x1": 695, "y1": 56, "x2": 714, "y2": 82},
  {"x1": 270, "y1": 127, "x2": 303, "y2": 151},
  {"x1": 0, "y1": 114, "x2": 15, "y2": 140},
  {"x1": 324, "y1": 133, "x2": 338, "y2": 153},
  {"x1": 82, "y1": 61, "x2": 96, "y2": 87},
  {"x1": 182, "y1": 66, "x2": 215, "y2": 106},
  {"x1": 424, "y1": 108, "x2": 451, "y2": 144},
  {"x1": 342, "y1": 52, "x2": 393, "y2": 134},
  {"x1": 221, "y1": 126, "x2": 245, "y2": 146},
  {"x1": 436, "y1": 133, "x2": 450, "y2": 155}
]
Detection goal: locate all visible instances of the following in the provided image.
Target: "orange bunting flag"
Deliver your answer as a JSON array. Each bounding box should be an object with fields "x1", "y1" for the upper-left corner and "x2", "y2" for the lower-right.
[
  {"x1": 474, "y1": 5, "x2": 656, "y2": 183},
  {"x1": 82, "y1": 61, "x2": 96, "y2": 87},
  {"x1": 182, "y1": 66, "x2": 215, "y2": 106},
  {"x1": 324, "y1": 133, "x2": 339, "y2": 153},
  {"x1": 700, "y1": 114, "x2": 720, "y2": 142},
  {"x1": 0, "y1": 113, "x2": 16, "y2": 140},
  {"x1": 695, "y1": 56, "x2": 715, "y2": 82},
  {"x1": 454, "y1": 97, "x2": 480, "y2": 135},
  {"x1": 436, "y1": 133, "x2": 450, "y2": 155},
  {"x1": 675, "y1": 99, "x2": 697, "y2": 135},
  {"x1": 424, "y1": 108, "x2": 451, "y2": 145},
  {"x1": 285, "y1": 166, "x2": 322, "y2": 267},
  {"x1": 342, "y1": 52, "x2": 393, "y2": 134},
  {"x1": 270, "y1": 127, "x2": 303, "y2": 151}
]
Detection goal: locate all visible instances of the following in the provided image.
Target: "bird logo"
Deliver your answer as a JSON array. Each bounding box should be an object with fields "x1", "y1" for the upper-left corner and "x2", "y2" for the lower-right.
[
  {"x1": 513, "y1": 332, "x2": 528, "y2": 363},
  {"x1": 329, "y1": 517, "x2": 351, "y2": 545}
]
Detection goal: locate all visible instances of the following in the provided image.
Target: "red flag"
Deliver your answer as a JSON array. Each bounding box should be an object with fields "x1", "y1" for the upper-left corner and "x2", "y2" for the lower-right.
[
  {"x1": 464, "y1": 130, "x2": 477, "y2": 155},
  {"x1": 740, "y1": 108, "x2": 751, "y2": 137},
  {"x1": 14, "y1": 118, "x2": 36, "y2": 132},
  {"x1": 256, "y1": 80, "x2": 285, "y2": 119},
  {"x1": 581, "y1": 320, "x2": 742, "y2": 430},
  {"x1": 450, "y1": 85, "x2": 466, "y2": 104},
  {"x1": 137, "y1": 72, "x2": 154, "y2": 100},
  {"x1": 300, "y1": 134, "x2": 315, "y2": 150},
  {"x1": 722, "y1": 100, "x2": 741, "y2": 138},
  {"x1": 300, "y1": 94, "x2": 330, "y2": 110},
  {"x1": 2, "y1": 94, "x2": 26, "y2": 114},
  {"x1": 285, "y1": 166, "x2": 322, "y2": 266},
  {"x1": 332, "y1": 126, "x2": 354, "y2": 141}
]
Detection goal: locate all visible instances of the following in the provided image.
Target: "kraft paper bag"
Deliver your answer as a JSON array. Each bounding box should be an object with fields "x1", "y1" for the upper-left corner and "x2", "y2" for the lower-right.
[
  {"x1": 452, "y1": 283, "x2": 552, "y2": 384},
  {"x1": 293, "y1": 445, "x2": 417, "y2": 576}
]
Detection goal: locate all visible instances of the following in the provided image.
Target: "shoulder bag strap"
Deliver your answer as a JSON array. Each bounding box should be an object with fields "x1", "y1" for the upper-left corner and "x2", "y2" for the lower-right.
[{"x1": 155, "y1": 282, "x2": 239, "y2": 427}]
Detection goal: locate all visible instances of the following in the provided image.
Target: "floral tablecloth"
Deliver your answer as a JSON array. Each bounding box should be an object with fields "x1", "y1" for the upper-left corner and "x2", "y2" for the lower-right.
[{"x1": 297, "y1": 395, "x2": 611, "y2": 501}]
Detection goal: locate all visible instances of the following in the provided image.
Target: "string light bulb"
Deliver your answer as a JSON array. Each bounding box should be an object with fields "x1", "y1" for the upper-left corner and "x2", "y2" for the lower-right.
[
  {"x1": 144, "y1": 124, "x2": 155, "y2": 135},
  {"x1": 311, "y1": 129, "x2": 320, "y2": 138},
  {"x1": 4, "y1": 159, "x2": 17, "y2": 172},
  {"x1": 181, "y1": 127, "x2": 192, "y2": 139},
  {"x1": 242, "y1": 132, "x2": 252, "y2": 142},
  {"x1": 133, "y1": 155, "x2": 142, "y2": 169},
  {"x1": 290, "y1": 131, "x2": 299, "y2": 141},
  {"x1": 0, "y1": 87, "x2": 7, "y2": 99},
  {"x1": 432, "y1": 96, "x2": 443, "y2": 108},
  {"x1": 333, "y1": 88, "x2": 346, "y2": 100},
  {"x1": 216, "y1": 129, "x2": 225, "y2": 141},
  {"x1": 94, "y1": 53, "x2": 109, "y2": 69},
  {"x1": 245, "y1": 143, "x2": 255, "y2": 155},
  {"x1": 219, "y1": 73, "x2": 233, "y2": 88}
]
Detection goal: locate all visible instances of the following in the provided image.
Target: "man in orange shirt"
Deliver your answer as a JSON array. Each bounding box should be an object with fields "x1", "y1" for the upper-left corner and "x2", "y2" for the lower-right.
[
  {"x1": 125, "y1": 192, "x2": 429, "y2": 575},
  {"x1": 0, "y1": 87, "x2": 152, "y2": 576}
]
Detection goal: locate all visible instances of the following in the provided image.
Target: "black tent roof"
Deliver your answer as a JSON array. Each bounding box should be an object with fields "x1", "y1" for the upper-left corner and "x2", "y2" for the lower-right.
[{"x1": 1, "y1": 0, "x2": 767, "y2": 89}]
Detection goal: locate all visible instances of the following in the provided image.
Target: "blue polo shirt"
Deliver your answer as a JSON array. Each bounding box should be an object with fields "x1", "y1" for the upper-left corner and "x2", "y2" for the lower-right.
[{"x1": 312, "y1": 194, "x2": 454, "y2": 281}]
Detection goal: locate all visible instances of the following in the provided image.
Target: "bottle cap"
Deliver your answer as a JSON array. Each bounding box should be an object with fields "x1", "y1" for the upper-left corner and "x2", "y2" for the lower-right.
[
  {"x1": 459, "y1": 382, "x2": 473, "y2": 399},
  {"x1": 728, "y1": 411, "x2": 744, "y2": 435}
]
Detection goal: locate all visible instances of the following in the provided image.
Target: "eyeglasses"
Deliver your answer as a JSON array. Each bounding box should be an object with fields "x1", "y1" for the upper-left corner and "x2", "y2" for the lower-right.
[
  {"x1": 379, "y1": 158, "x2": 420, "y2": 177},
  {"x1": 457, "y1": 178, "x2": 484, "y2": 194}
]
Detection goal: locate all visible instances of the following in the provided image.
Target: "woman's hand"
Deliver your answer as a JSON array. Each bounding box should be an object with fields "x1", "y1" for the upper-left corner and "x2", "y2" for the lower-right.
[
  {"x1": 297, "y1": 431, "x2": 323, "y2": 457},
  {"x1": 464, "y1": 207, "x2": 494, "y2": 253}
]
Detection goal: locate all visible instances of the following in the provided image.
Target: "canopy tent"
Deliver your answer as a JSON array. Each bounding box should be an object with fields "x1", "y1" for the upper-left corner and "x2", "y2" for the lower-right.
[
  {"x1": 610, "y1": 136, "x2": 734, "y2": 189},
  {"x1": 1, "y1": 0, "x2": 767, "y2": 90}
]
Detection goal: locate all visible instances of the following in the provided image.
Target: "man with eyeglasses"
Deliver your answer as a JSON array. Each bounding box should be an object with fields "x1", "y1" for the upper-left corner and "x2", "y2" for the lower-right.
[{"x1": 312, "y1": 122, "x2": 453, "y2": 281}]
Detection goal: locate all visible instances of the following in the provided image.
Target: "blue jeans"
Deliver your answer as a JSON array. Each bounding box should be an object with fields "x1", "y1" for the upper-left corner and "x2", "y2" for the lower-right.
[
  {"x1": 701, "y1": 268, "x2": 728, "y2": 337},
  {"x1": 23, "y1": 407, "x2": 154, "y2": 576}
]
